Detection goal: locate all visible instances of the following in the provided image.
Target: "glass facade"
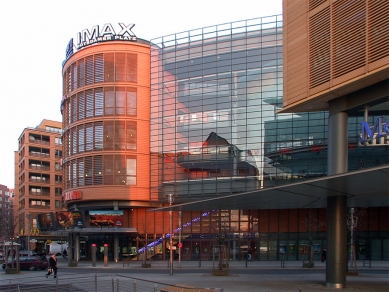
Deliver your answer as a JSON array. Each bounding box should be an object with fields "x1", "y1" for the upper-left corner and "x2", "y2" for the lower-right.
[
  {"x1": 57, "y1": 16, "x2": 388, "y2": 261},
  {"x1": 150, "y1": 16, "x2": 388, "y2": 203},
  {"x1": 148, "y1": 16, "x2": 388, "y2": 260}
]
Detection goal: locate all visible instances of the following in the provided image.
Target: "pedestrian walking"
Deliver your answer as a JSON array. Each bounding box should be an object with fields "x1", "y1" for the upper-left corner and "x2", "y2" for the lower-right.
[
  {"x1": 322, "y1": 245, "x2": 327, "y2": 262},
  {"x1": 46, "y1": 253, "x2": 58, "y2": 278}
]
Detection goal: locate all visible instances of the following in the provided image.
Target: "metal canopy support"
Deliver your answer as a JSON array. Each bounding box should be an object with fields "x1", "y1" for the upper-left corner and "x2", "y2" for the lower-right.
[{"x1": 326, "y1": 108, "x2": 348, "y2": 288}]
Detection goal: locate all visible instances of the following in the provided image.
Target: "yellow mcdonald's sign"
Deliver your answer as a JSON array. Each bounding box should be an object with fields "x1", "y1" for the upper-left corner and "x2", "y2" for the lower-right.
[{"x1": 30, "y1": 228, "x2": 40, "y2": 235}]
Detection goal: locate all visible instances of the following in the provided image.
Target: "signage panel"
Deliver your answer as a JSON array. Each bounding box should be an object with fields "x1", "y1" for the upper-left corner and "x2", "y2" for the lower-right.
[
  {"x1": 62, "y1": 190, "x2": 82, "y2": 202},
  {"x1": 37, "y1": 213, "x2": 56, "y2": 230},
  {"x1": 89, "y1": 210, "x2": 124, "y2": 227},
  {"x1": 56, "y1": 211, "x2": 84, "y2": 229},
  {"x1": 360, "y1": 116, "x2": 389, "y2": 146},
  {"x1": 65, "y1": 23, "x2": 137, "y2": 60}
]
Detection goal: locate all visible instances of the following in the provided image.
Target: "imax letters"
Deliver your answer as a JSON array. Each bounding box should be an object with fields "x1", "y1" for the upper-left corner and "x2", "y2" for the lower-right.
[
  {"x1": 360, "y1": 116, "x2": 389, "y2": 145},
  {"x1": 77, "y1": 23, "x2": 136, "y2": 48}
]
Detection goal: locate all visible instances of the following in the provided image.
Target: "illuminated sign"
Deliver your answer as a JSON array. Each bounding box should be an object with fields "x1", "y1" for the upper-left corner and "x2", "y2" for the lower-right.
[
  {"x1": 89, "y1": 210, "x2": 124, "y2": 227},
  {"x1": 56, "y1": 211, "x2": 84, "y2": 228},
  {"x1": 64, "y1": 23, "x2": 137, "y2": 60},
  {"x1": 360, "y1": 116, "x2": 389, "y2": 146},
  {"x1": 62, "y1": 190, "x2": 82, "y2": 202},
  {"x1": 37, "y1": 213, "x2": 56, "y2": 230}
]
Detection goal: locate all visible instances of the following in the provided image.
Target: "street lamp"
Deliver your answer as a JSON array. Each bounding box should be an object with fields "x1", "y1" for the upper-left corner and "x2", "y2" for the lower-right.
[
  {"x1": 178, "y1": 211, "x2": 182, "y2": 268},
  {"x1": 26, "y1": 213, "x2": 31, "y2": 256},
  {"x1": 167, "y1": 194, "x2": 174, "y2": 276}
]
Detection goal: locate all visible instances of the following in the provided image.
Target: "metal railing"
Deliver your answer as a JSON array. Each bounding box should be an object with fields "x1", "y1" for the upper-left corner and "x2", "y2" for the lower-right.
[{"x1": 0, "y1": 273, "x2": 223, "y2": 292}]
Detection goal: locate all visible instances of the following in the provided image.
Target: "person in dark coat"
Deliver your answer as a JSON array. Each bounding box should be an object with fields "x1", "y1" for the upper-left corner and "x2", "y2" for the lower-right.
[
  {"x1": 46, "y1": 254, "x2": 58, "y2": 278},
  {"x1": 322, "y1": 245, "x2": 327, "y2": 262}
]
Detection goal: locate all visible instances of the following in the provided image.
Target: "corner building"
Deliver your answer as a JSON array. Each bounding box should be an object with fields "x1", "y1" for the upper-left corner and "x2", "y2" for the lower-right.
[
  {"x1": 61, "y1": 37, "x2": 155, "y2": 259},
  {"x1": 61, "y1": 17, "x2": 388, "y2": 263}
]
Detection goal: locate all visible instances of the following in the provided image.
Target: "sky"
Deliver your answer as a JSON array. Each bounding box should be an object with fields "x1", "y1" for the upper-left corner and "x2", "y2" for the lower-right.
[{"x1": 0, "y1": 0, "x2": 282, "y2": 188}]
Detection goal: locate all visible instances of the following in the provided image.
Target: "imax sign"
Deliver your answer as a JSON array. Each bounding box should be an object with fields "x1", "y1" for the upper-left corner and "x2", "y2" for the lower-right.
[
  {"x1": 64, "y1": 23, "x2": 137, "y2": 61},
  {"x1": 360, "y1": 116, "x2": 389, "y2": 145},
  {"x1": 77, "y1": 23, "x2": 136, "y2": 48}
]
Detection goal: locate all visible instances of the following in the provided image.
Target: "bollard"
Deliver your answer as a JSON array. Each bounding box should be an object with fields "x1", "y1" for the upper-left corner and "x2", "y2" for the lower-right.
[
  {"x1": 104, "y1": 244, "x2": 109, "y2": 267},
  {"x1": 281, "y1": 259, "x2": 285, "y2": 268},
  {"x1": 133, "y1": 280, "x2": 137, "y2": 292},
  {"x1": 95, "y1": 273, "x2": 97, "y2": 292},
  {"x1": 91, "y1": 244, "x2": 97, "y2": 267}
]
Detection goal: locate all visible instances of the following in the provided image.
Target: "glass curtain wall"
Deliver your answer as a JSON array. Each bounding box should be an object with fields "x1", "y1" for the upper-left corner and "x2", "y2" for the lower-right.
[{"x1": 150, "y1": 15, "x2": 388, "y2": 260}]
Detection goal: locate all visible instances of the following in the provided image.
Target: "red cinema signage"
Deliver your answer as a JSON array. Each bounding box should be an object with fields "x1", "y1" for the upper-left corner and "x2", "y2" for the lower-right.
[{"x1": 62, "y1": 190, "x2": 82, "y2": 202}]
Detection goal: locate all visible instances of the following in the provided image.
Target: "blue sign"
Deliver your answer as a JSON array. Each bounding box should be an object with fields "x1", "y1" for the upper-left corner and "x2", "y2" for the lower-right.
[{"x1": 360, "y1": 116, "x2": 389, "y2": 145}]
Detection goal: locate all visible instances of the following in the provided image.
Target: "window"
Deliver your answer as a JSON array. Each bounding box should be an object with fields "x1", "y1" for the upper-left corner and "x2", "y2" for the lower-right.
[
  {"x1": 104, "y1": 87, "x2": 115, "y2": 115},
  {"x1": 126, "y1": 157, "x2": 137, "y2": 185},
  {"x1": 126, "y1": 53, "x2": 137, "y2": 82},
  {"x1": 78, "y1": 125, "x2": 85, "y2": 153},
  {"x1": 95, "y1": 88, "x2": 104, "y2": 116},
  {"x1": 116, "y1": 87, "x2": 126, "y2": 115},
  {"x1": 86, "y1": 89, "x2": 94, "y2": 118},
  {"x1": 93, "y1": 156, "x2": 103, "y2": 185},
  {"x1": 94, "y1": 54, "x2": 104, "y2": 83},
  {"x1": 115, "y1": 122, "x2": 125, "y2": 150},
  {"x1": 127, "y1": 89, "x2": 137, "y2": 116},
  {"x1": 114, "y1": 155, "x2": 126, "y2": 184},
  {"x1": 126, "y1": 122, "x2": 137, "y2": 150},
  {"x1": 95, "y1": 123, "x2": 103, "y2": 150},
  {"x1": 104, "y1": 53, "x2": 114, "y2": 82},
  {"x1": 115, "y1": 53, "x2": 126, "y2": 81},
  {"x1": 55, "y1": 162, "x2": 62, "y2": 171},
  {"x1": 85, "y1": 123, "x2": 93, "y2": 151},
  {"x1": 78, "y1": 92, "x2": 85, "y2": 120},
  {"x1": 104, "y1": 121, "x2": 114, "y2": 150}
]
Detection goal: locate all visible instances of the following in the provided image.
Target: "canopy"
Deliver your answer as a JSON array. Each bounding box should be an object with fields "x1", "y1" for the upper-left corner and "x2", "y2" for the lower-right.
[
  {"x1": 151, "y1": 164, "x2": 389, "y2": 212},
  {"x1": 3, "y1": 241, "x2": 21, "y2": 246}
]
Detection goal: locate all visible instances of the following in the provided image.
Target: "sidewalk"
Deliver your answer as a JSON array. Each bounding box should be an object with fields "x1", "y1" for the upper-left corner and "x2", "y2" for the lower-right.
[
  {"x1": 1, "y1": 258, "x2": 388, "y2": 292},
  {"x1": 61, "y1": 257, "x2": 389, "y2": 271}
]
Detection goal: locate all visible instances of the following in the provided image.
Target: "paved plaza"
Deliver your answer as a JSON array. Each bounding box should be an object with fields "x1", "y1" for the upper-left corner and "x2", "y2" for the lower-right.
[{"x1": 1, "y1": 257, "x2": 388, "y2": 291}]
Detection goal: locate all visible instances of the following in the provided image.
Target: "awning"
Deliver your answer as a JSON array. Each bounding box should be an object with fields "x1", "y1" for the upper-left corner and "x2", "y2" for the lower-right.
[
  {"x1": 151, "y1": 164, "x2": 389, "y2": 211},
  {"x1": 64, "y1": 227, "x2": 138, "y2": 234},
  {"x1": 3, "y1": 241, "x2": 21, "y2": 246}
]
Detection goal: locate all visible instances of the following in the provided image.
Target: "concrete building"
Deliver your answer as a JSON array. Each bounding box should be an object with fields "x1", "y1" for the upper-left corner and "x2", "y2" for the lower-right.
[
  {"x1": 280, "y1": 0, "x2": 389, "y2": 288},
  {"x1": 15, "y1": 119, "x2": 65, "y2": 252}
]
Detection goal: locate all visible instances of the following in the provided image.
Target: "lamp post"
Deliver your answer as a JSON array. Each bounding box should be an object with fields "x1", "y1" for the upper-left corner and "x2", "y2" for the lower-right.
[
  {"x1": 167, "y1": 194, "x2": 174, "y2": 275},
  {"x1": 178, "y1": 211, "x2": 182, "y2": 268},
  {"x1": 26, "y1": 213, "x2": 31, "y2": 256}
]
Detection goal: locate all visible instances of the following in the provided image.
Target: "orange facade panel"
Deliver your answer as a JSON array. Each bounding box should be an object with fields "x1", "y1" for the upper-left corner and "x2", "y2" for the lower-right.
[{"x1": 282, "y1": 0, "x2": 389, "y2": 112}]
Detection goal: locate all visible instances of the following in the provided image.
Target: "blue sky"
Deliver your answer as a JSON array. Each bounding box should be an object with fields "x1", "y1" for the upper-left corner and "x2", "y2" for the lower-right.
[{"x1": 0, "y1": 0, "x2": 282, "y2": 188}]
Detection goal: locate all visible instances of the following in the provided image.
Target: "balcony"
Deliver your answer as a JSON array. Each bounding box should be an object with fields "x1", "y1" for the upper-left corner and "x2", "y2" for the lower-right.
[
  {"x1": 29, "y1": 134, "x2": 50, "y2": 145},
  {"x1": 29, "y1": 152, "x2": 50, "y2": 158},
  {"x1": 29, "y1": 204, "x2": 51, "y2": 209},
  {"x1": 29, "y1": 191, "x2": 51, "y2": 197},
  {"x1": 29, "y1": 178, "x2": 50, "y2": 184},
  {"x1": 29, "y1": 165, "x2": 50, "y2": 171}
]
